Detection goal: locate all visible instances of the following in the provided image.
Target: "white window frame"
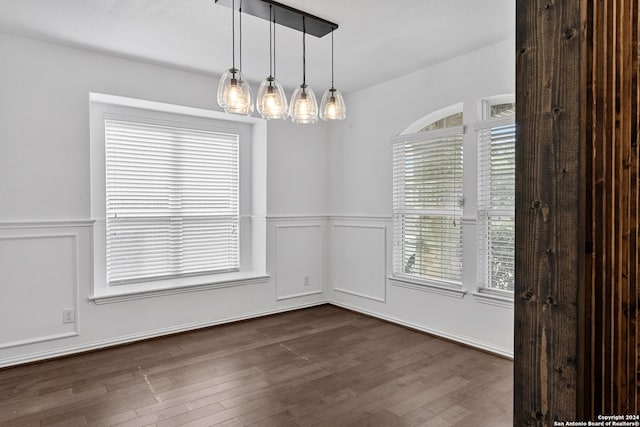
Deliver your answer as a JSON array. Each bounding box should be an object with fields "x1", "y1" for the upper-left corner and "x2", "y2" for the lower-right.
[
  {"x1": 391, "y1": 106, "x2": 465, "y2": 293},
  {"x1": 475, "y1": 95, "x2": 515, "y2": 297},
  {"x1": 89, "y1": 93, "x2": 268, "y2": 303}
]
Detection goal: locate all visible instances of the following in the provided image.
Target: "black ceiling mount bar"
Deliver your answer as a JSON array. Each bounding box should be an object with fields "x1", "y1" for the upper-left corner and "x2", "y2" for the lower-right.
[{"x1": 215, "y1": 0, "x2": 338, "y2": 38}]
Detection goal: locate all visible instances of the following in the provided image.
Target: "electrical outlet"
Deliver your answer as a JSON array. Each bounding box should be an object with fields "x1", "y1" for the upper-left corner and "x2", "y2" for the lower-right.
[
  {"x1": 304, "y1": 276, "x2": 310, "y2": 286},
  {"x1": 62, "y1": 308, "x2": 75, "y2": 324}
]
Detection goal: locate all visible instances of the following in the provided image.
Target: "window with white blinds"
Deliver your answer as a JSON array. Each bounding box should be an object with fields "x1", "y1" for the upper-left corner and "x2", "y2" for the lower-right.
[
  {"x1": 105, "y1": 119, "x2": 240, "y2": 285},
  {"x1": 477, "y1": 115, "x2": 515, "y2": 292},
  {"x1": 392, "y1": 127, "x2": 464, "y2": 285}
]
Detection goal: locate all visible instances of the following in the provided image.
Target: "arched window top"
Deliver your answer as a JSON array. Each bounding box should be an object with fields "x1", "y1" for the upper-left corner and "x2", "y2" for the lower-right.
[
  {"x1": 419, "y1": 112, "x2": 463, "y2": 132},
  {"x1": 400, "y1": 103, "x2": 463, "y2": 135}
]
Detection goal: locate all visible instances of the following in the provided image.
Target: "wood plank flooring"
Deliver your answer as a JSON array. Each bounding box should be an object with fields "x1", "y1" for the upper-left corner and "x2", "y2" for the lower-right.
[{"x1": 0, "y1": 305, "x2": 513, "y2": 426}]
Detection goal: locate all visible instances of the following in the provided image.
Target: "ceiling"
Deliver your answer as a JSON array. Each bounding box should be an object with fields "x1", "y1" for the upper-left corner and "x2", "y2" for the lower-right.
[{"x1": 0, "y1": 0, "x2": 515, "y2": 94}]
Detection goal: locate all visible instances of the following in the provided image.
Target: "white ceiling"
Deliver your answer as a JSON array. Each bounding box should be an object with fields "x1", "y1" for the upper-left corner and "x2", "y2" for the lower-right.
[{"x1": 0, "y1": 0, "x2": 514, "y2": 94}]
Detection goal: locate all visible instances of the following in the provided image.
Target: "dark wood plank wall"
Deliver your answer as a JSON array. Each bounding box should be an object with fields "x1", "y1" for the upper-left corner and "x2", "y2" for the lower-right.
[
  {"x1": 516, "y1": 0, "x2": 639, "y2": 423},
  {"x1": 515, "y1": 0, "x2": 584, "y2": 424},
  {"x1": 586, "y1": 0, "x2": 639, "y2": 416}
]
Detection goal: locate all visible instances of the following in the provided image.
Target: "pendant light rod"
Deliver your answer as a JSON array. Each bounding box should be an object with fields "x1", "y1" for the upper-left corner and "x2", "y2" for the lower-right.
[
  {"x1": 302, "y1": 16, "x2": 306, "y2": 85},
  {"x1": 330, "y1": 29, "x2": 334, "y2": 88},
  {"x1": 268, "y1": 5, "x2": 273, "y2": 77},
  {"x1": 272, "y1": 9, "x2": 276, "y2": 77},
  {"x1": 215, "y1": 0, "x2": 337, "y2": 38},
  {"x1": 231, "y1": 0, "x2": 235, "y2": 70},
  {"x1": 239, "y1": 0, "x2": 243, "y2": 72}
]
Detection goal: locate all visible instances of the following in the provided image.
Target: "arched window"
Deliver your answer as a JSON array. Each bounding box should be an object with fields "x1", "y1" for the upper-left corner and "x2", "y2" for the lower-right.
[
  {"x1": 392, "y1": 104, "x2": 464, "y2": 285},
  {"x1": 401, "y1": 103, "x2": 463, "y2": 135},
  {"x1": 391, "y1": 97, "x2": 516, "y2": 294},
  {"x1": 419, "y1": 112, "x2": 463, "y2": 132}
]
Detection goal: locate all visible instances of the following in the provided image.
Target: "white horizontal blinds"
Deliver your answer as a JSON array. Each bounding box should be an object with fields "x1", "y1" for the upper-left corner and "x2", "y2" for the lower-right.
[
  {"x1": 477, "y1": 117, "x2": 515, "y2": 291},
  {"x1": 393, "y1": 127, "x2": 464, "y2": 284},
  {"x1": 105, "y1": 119, "x2": 239, "y2": 285}
]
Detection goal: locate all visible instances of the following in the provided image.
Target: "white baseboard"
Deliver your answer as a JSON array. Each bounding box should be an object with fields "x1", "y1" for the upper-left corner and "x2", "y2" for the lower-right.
[
  {"x1": 0, "y1": 300, "x2": 328, "y2": 368},
  {"x1": 0, "y1": 298, "x2": 512, "y2": 368},
  {"x1": 330, "y1": 301, "x2": 514, "y2": 359}
]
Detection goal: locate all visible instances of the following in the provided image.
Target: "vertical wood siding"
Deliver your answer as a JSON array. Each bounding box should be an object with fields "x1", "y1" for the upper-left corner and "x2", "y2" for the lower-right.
[
  {"x1": 515, "y1": 0, "x2": 584, "y2": 424},
  {"x1": 586, "y1": 0, "x2": 639, "y2": 416},
  {"x1": 516, "y1": 0, "x2": 639, "y2": 422}
]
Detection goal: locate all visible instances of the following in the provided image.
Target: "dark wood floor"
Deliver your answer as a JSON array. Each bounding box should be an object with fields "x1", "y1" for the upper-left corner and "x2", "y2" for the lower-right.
[{"x1": 0, "y1": 305, "x2": 513, "y2": 426}]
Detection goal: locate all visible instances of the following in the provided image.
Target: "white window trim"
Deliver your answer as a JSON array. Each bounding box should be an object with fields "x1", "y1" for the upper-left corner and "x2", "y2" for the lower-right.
[
  {"x1": 474, "y1": 107, "x2": 515, "y2": 299},
  {"x1": 89, "y1": 93, "x2": 268, "y2": 303},
  {"x1": 388, "y1": 275, "x2": 467, "y2": 299},
  {"x1": 472, "y1": 288, "x2": 514, "y2": 308}
]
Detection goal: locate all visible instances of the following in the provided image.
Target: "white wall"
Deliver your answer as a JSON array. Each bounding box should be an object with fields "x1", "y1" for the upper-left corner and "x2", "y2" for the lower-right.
[
  {"x1": 0, "y1": 32, "x2": 515, "y2": 366},
  {"x1": 328, "y1": 39, "x2": 516, "y2": 356},
  {"x1": 0, "y1": 33, "x2": 330, "y2": 366}
]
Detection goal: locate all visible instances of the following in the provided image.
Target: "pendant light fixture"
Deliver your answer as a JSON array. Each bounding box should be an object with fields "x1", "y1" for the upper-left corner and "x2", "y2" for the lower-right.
[
  {"x1": 289, "y1": 16, "x2": 318, "y2": 124},
  {"x1": 216, "y1": 0, "x2": 253, "y2": 115},
  {"x1": 320, "y1": 29, "x2": 346, "y2": 121},
  {"x1": 215, "y1": 0, "x2": 340, "y2": 123},
  {"x1": 256, "y1": 6, "x2": 288, "y2": 120}
]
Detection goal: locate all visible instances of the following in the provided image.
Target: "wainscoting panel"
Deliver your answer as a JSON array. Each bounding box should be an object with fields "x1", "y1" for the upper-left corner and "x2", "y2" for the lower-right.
[
  {"x1": 275, "y1": 224, "x2": 325, "y2": 300},
  {"x1": 331, "y1": 223, "x2": 387, "y2": 302},
  {"x1": 0, "y1": 229, "x2": 80, "y2": 348}
]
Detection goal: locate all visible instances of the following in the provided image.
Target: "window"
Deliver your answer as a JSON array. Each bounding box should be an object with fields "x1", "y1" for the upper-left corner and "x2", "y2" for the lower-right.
[
  {"x1": 392, "y1": 111, "x2": 464, "y2": 286},
  {"x1": 105, "y1": 119, "x2": 239, "y2": 285},
  {"x1": 419, "y1": 112, "x2": 463, "y2": 132},
  {"x1": 476, "y1": 101, "x2": 515, "y2": 292},
  {"x1": 89, "y1": 93, "x2": 267, "y2": 301}
]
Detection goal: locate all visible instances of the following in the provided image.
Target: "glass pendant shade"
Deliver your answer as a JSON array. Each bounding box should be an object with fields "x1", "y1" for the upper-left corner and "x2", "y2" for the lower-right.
[
  {"x1": 320, "y1": 88, "x2": 346, "y2": 121},
  {"x1": 217, "y1": 68, "x2": 253, "y2": 115},
  {"x1": 289, "y1": 84, "x2": 318, "y2": 124},
  {"x1": 257, "y1": 77, "x2": 288, "y2": 120}
]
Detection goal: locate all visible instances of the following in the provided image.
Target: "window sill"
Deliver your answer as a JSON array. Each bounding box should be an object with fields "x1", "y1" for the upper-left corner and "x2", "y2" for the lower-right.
[
  {"x1": 471, "y1": 290, "x2": 514, "y2": 308},
  {"x1": 90, "y1": 272, "x2": 270, "y2": 305},
  {"x1": 388, "y1": 275, "x2": 466, "y2": 299}
]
